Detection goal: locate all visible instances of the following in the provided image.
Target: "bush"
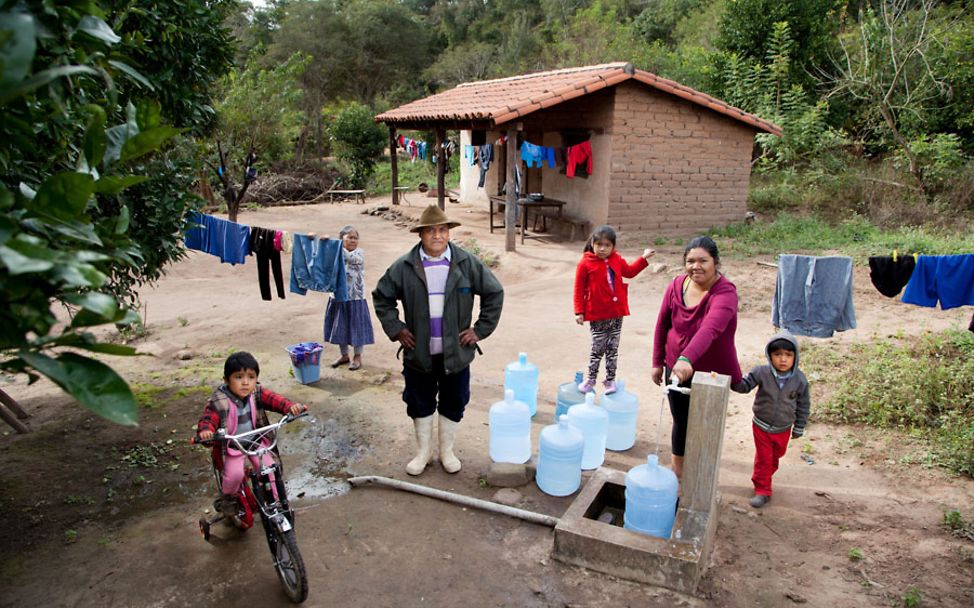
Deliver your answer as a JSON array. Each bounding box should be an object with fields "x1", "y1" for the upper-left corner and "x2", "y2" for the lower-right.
[
  {"x1": 803, "y1": 330, "x2": 974, "y2": 476},
  {"x1": 328, "y1": 103, "x2": 386, "y2": 189}
]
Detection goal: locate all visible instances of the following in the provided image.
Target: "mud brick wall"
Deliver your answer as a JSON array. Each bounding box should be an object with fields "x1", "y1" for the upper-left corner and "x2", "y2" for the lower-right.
[{"x1": 608, "y1": 82, "x2": 756, "y2": 236}]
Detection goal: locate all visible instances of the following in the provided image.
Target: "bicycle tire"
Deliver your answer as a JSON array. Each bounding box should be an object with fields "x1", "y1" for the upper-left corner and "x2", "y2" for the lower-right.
[{"x1": 270, "y1": 527, "x2": 308, "y2": 603}]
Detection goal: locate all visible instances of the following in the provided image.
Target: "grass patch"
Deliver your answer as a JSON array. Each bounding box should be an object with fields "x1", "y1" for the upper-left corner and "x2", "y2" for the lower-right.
[
  {"x1": 803, "y1": 330, "x2": 974, "y2": 476},
  {"x1": 131, "y1": 383, "x2": 167, "y2": 409},
  {"x1": 710, "y1": 213, "x2": 974, "y2": 260},
  {"x1": 368, "y1": 152, "x2": 459, "y2": 196},
  {"x1": 457, "y1": 238, "x2": 499, "y2": 268}
]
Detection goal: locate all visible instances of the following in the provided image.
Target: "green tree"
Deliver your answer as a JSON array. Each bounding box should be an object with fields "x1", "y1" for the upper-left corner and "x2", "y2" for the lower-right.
[
  {"x1": 824, "y1": 0, "x2": 952, "y2": 191},
  {"x1": 105, "y1": 0, "x2": 237, "y2": 134},
  {"x1": 328, "y1": 102, "x2": 387, "y2": 188},
  {"x1": 717, "y1": 0, "x2": 842, "y2": 90},
  {"x1": 1, "y1": 4, "x2": 185, "y2": 425},
  {"x1": 544, "y1": 1, "x2": 654, "y2": 68},
  {"x1": 215, "y1": 52, "x2": 309, "y2": 163}
]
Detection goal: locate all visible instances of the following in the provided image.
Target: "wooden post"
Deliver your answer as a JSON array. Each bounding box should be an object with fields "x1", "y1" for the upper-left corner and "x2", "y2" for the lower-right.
[
  {"x1": 682, "y1": 371, "x2": 730, "y2": 513},
  {"x1": 504, "y1": 128, "x2": 518, "y2": 252},
  {"x1": 436, "y1": 129, "x2": 446, "y2": 210},
  {"x1": 389, "y1": 126, "x2": 399, "y2": 206},
  {"x1": 0, "y1": 389, "x2": 29, "y2": 433}
]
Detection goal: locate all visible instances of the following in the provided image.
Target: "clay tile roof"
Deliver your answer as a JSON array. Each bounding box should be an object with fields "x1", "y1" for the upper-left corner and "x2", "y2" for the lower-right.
[{"x1": 375, "y1": 62, "x2": 782, "y2": 137}]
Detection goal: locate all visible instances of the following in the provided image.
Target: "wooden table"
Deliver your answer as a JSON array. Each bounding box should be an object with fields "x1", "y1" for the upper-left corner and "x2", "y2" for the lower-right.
[{"x1": 489, "y1": 196, "x2": 567, "y2": 244}]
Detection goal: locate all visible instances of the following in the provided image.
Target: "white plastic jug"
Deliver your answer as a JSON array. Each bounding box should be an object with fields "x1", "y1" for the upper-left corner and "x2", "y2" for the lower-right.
[
  {"x1": 602, "y1": 379, "x2": 640, "y2": 451},
  {"x1": 536, "y1": 416, "x2": 584, "y2": 496},
  {"x1": 504, "y1": 352, "x2": 539, "y2": 417},
  {"x1": 489, "y1": 389, "x2": 531, "y2": 464},
  {"x1": 565, "y1": 392, "x2": 608, "y2": 470},
  {"x1": 624, "y1": 454, "x2": 678, "y2": 539}
]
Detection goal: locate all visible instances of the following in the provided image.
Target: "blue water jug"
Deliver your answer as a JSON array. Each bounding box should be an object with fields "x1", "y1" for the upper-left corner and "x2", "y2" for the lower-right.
[
  {"x1": 536, "y1": 416, "x2": 584, "y2": 496},
  {"x1": 489, "y1": 389, "x2": 532, "y2": 464},
  {"x1": 602, "y1": 380, "x2": 640, "y2": 451},
  {"x1": 624, "y1": 454, "x2": 679, "y2": 539},
  {"x1": 566, "y1": 392, "x2": 608, "y2": 470},
  {"x1": 555, "y1": 371, "x2": 586, "y2": 419},
  {"x1": 504, "y1": 352, "x2": 539, "y2": 417}
]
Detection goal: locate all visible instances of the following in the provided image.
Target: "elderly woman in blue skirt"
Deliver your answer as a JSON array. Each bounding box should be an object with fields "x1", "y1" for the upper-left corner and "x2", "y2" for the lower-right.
[{"x1": 324, "y1": 225, "x2": 375, "y2": 370}]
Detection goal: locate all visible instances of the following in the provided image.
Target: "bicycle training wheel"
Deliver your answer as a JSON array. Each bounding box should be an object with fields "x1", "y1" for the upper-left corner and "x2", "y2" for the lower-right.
[{"x1": 272, "y1": 528, "x2": 308, "y2": 603}]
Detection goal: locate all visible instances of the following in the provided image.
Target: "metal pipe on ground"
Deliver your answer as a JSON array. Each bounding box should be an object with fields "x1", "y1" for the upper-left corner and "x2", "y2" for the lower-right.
[{"x1": 347, "y1": 475, "x2": 559, "y2": 528}]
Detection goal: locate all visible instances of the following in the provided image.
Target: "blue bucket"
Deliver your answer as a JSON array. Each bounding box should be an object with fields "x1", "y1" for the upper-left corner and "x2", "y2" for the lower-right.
[{"x1": 285, "y1": 342, "x2": 323, "y2": 384}]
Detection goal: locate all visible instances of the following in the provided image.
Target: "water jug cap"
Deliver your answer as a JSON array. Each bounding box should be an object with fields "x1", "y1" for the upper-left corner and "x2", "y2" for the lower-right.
[
  {"x1": 617, "y1": 380, "x2": 626, "y2": 391},
  {"x1": 584, "y1": 392, "x2": 595, "y2": 406},
  {"x1": 518, "y1": 352, "x2": 527, "y2": 364},
  {"x1": 505, "y1": 389, "x2": 515, "y2": 402},
  {"x1": 574, "y1": 370, "x2": 583, "y2": 382},
  {"x1": 647, "y1": 454, "x2": 659, "y2": 468}
]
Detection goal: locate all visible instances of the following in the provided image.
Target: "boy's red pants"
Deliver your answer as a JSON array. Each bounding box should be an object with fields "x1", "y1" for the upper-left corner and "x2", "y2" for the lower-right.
[{"x1": 752, "y1": 423, "x2": 791, "y2": 496}]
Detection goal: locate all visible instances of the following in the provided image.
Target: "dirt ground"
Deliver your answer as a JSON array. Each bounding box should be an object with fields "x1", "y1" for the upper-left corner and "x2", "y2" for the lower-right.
[{"x1": 1, "y1": 198, "x2": 972, "y2": 608}]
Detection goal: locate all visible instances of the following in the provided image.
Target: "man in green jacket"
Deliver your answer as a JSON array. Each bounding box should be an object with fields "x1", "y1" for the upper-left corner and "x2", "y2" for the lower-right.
[{"x1": 372, "y1": 205, "x2": 504, "y2": 476}]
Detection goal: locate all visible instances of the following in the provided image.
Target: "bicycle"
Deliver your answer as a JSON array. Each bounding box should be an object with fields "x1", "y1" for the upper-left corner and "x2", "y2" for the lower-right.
[{"x1": 194, "y1": 412, "x2": 310, "y2": 603}]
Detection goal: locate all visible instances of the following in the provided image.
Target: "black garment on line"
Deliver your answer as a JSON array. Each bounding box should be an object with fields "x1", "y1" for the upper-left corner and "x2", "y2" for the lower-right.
[
  {"x1": 250, "y1": 226, "x2": 285, "y2": 300},
  {"x1": 868, "y1": 255, "x2": 916, "y2": 298}
]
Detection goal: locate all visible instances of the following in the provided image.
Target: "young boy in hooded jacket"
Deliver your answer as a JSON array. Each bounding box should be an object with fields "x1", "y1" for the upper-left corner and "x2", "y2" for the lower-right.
[{"x1": 732, "y1": 330, "x2": 810, "y2": 508}]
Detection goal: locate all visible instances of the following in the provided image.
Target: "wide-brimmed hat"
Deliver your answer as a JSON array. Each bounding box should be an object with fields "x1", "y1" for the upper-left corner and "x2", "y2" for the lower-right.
[{"x1": 410, "y1": 204, "x2": 461, "y2": 233}]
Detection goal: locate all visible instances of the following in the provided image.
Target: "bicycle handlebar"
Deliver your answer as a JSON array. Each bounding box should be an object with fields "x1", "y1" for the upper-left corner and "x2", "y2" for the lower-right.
[{"x1": 192, "y1": 410, "x2": 309, "y2": 454}]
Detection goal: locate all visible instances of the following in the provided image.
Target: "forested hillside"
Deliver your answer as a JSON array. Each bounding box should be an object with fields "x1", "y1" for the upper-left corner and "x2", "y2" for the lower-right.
[{"x1": 227, "y1": 0, "x2": 973, "y2": 222}]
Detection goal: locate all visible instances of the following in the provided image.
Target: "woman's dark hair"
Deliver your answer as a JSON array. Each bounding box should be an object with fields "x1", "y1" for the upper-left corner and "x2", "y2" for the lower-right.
[
  {"x1": 224, "y1": 351, "x2": 260, "y2": 379},
  {"x1": 683, "y1": 235, "x2": 720, "y2": 265},
  {"x1": 583, "y1": 224, "x2": 617, "y2": 253}
]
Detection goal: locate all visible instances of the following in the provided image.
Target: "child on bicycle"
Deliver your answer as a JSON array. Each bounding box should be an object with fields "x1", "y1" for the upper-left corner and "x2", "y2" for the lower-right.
[
  {"x1": 731, "y1": 331, "x2": 810, "y2": 508},
  {"x1": 197, "y1": 351, "x2": 307, "y2": 516}
]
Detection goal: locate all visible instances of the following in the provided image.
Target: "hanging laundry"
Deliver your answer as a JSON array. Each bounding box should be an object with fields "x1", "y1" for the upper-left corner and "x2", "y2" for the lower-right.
[
  {"x1": 477, "y1": 144, "x2": 494, "y2": 188},
  {"x1": 250, "y1": 226, "x2": 285, "y2": 301},
  {"x1": 273, "y1": 229, "x2": 283, "y2": 252},
  {"x1": 772, "y1": 254, "x2": 856, "y2": 338},
  {"x1": 464, "y1": 145, "x2": 477, "y2": 167},
  {"x1": 418, "y1": 141, "x2": 427, "y2": 161},
  {"x1": 519, "y1": 142, "x2": 556, "y2": 168},
  {"x1": 868, "y1": 255, "x2": 916, "y2": 298},
  {"x1": 184, "y1": 211, "x2": 250, "y2": 265},
  {"x1": 290, "y1": 235, "x2": 348, "y2": 299},
  {"x1": 566, "y1": 140, "x2": 593, "y2": 178},
  {"x1": 901, "y1": 254, "x2": 974, "y2": 310}
]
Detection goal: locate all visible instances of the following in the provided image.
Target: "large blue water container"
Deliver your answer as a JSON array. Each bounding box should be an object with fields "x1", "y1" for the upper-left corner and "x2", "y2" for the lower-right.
[
  {"x1": 602, "y1": 380, "x2": 640, "y2": 451},
  {"x1": 566, "y1": 392, "x2": 608, "y2": 470},
  {"x1": 555, "y1": 371, "x2": 586, "y2": 419},
  {"x1": 489, "y1": 389, "x2": 532, "y2": 464},
  {"x1": 504, "y1": 352, "x2": 539, "y2": 417},
  {"x1": 624, "y1": 454, "x2": 679, "y2": 539},
  {"x1": 536, "y1": 416, "x2": 584, "y2": 496}
]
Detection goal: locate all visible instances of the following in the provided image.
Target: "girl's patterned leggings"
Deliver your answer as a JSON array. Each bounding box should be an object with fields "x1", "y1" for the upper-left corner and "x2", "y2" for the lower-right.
[{"x1": 587, "y1": 317, "x2": 623, "y2": 381}]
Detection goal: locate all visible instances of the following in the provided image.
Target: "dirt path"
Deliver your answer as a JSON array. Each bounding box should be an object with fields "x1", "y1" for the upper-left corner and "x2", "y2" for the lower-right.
[{"x1": 1, "y1": 199, "x2": 972, "y2": 607}]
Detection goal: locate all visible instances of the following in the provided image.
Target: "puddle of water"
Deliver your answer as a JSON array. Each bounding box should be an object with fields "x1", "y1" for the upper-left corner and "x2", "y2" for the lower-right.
[{"x1": 280, "y1": 416, "x2": 370, "y2": 500}]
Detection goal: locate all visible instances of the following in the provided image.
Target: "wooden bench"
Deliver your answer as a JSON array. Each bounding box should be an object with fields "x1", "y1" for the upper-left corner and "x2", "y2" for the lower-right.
[
  {"x1": 538, "y1": 209, "x2": 590, "y2": 241},
  {"x1": 326, "y1": 189, "x2": 367, "y2": 204}
]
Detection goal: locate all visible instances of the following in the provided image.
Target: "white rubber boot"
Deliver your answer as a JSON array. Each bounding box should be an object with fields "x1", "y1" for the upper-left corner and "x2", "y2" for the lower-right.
[
  {"x1": 405, "y1": 416, "x2": 435, "y2": 476},
  {"x1": 438, "y1": 415, "x2": 462, "y2": 473}
]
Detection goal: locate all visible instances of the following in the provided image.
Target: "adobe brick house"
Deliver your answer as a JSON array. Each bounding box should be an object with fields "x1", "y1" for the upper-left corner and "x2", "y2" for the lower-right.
[{"x1": 376, "y1": 62, "x2": 781, "y2": 247}]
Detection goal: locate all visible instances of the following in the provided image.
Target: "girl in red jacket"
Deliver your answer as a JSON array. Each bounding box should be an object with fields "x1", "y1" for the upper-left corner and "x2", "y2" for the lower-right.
[{"x1": 574, "y1": 225, "x2": 655, "y2": 394}]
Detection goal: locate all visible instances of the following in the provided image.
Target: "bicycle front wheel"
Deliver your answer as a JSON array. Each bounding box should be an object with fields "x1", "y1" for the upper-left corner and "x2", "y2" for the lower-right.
[{"x1": 271, "y1": 527, "x2": 308, "y2": 603}]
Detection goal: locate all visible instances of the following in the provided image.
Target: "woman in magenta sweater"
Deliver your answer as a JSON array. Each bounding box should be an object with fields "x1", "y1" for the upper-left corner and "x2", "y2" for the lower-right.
[{"x1": 651, "y1": 235, "x2": 741, "y2": 480}]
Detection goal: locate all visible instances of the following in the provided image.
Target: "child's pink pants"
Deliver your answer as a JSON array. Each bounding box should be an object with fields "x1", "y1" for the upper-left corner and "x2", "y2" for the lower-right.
[
  {"x1": 222, "y1": 451, "x2": 278, "y2": 499},
  {"x1": 751, "y1": 423, "x2": 791, "y2": 496}
]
